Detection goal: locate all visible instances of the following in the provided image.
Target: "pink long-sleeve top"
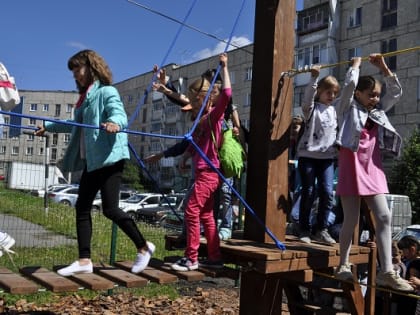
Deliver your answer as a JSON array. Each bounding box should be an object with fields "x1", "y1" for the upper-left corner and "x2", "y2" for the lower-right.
[{"x1": 188, "y1": 88, "x2": 232, "y2": 171}]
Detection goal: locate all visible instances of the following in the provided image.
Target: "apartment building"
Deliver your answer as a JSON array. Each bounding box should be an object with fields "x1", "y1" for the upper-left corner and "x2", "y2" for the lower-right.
[{"x1": 0, "y1": 90, "x2": 78, "y2": 179}]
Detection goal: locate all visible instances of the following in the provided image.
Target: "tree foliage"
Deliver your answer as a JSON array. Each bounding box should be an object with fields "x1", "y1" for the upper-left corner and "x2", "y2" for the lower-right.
[
  {"x1": 388, "y1": 128, "x2": 420, "y2": 223},
  {"x1": 122, "y1": 160, "x2": 144, "y2": 191}
]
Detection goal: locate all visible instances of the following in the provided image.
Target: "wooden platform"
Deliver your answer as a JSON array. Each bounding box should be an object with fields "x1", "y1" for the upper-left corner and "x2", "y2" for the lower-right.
[{"x1": 166, "y1": 234, "x2": 371, "y2": 275}]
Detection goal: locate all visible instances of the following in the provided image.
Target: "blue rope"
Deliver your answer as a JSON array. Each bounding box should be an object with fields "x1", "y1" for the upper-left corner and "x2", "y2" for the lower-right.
[
  {"x1": 127, "y1": 0, "x2": 199, "y2": 127},
  {"x1": 0, "y1": 0, "x2": 287, "y2": 251}
]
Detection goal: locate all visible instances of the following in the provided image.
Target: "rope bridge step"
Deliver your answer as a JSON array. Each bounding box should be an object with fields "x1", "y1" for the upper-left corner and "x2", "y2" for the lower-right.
[
  {"x1": 0, "y1": 267, "x2": 39, "y2": 294},
  {"x1": 0, "y1": 258, "x2": 237, "y2": 294}
]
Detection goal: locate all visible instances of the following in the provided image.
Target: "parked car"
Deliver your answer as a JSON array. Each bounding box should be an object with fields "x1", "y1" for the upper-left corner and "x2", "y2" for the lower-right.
[
  {"x1": 136, "y1": 194, "x2": 184, "y2": 225},
  {"x1": 119, "y1": 189, "x2": 136, "y2": 201},
  {"x1": 31, "y1": 184, "x2": 75, "y2": 198},
  {"x1": 392, "y1": 224, "x2": 420, "y2": 241},
  {"x1": 47, "y1": 186, "x2": 102, "y2": 211}
]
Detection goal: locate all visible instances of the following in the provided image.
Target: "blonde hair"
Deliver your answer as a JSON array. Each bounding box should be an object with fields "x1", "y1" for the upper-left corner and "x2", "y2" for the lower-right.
[
  {"x1": 315, "y1": 75, "x2": 340, "y2": 101},
  {"x1": 188, "y1": 77, "x2": 211, "y2": 99}
]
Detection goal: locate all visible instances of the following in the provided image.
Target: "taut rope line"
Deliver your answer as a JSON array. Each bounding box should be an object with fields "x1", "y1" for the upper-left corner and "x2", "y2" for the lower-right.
[{"x1": 283, "y1": 45, "x2": 420, "y2": 77}]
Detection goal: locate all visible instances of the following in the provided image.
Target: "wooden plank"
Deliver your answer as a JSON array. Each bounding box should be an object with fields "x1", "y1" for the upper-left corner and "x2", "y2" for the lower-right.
[
  {"x1": 0, "y1": 267, "x2": 39, "y2": 294},
  {"x1": 69, "y1": 273, "x2": 115, "y2": 291},
  {"x1": 114, "y1": 261, "x2": 178, "y2": 284},
  {"x1": 151, "y1": 258, "x2": 205, "y2": 282},
  {"x1": 198, "y1": 265, "x2": 240, "y2": 280},
  {"x1": 20, "y1": 266, "x2": 79, "y2": 293},
  {"x1": 220, "y1": 239, "x2": 287, "y2": 260},
  {"x1": 254, "y1": 253, "x2": 370, "y2": 274},
  {"x1": 278, "y1": 269, "x2": 313, "y2": 283},
  {"x1": 94, "y1": 265, "x2": 148, "y2": 288},
  {"x1": 342, "y1": 281, "x2": 365, "y2": 315}
]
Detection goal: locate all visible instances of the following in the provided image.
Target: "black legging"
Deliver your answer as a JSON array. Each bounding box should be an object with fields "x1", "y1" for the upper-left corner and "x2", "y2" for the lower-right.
[{"x1": 75, "y1": 160, "x2": 146, "y2": 258}]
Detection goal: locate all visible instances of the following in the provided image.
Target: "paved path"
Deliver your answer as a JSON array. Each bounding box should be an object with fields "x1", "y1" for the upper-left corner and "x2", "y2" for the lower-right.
[{"x1": 0, "y1": 214, "x2": 76, "y2": 247}]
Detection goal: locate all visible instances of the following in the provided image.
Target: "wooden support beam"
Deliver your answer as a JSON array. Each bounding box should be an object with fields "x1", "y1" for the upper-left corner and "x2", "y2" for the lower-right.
[
  {"x1": 240, "y1": 1, "x2": 295, "y2": 313},
  {"x1": 244, "y1": 0, "x2": 295, "y2": 244}
]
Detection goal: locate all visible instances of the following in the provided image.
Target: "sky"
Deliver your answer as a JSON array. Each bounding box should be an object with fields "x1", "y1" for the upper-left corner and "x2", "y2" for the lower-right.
[{"x1": 2, "y1": 0, "x2": 303, "y2": 91}]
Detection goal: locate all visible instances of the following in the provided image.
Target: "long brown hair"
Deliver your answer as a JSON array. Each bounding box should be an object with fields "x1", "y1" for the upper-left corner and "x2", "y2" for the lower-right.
[{"x1": 67, "y1": 50, "x2": 113, "y2": 93}]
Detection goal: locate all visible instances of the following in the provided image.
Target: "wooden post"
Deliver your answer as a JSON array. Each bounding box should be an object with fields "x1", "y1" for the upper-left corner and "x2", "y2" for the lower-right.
[
  {"x1": 239, "y1": 1, "x2": 295, "y2": 314},
  {"x1": 244, "y1": 0, "x2": 295, "y2": 245}
]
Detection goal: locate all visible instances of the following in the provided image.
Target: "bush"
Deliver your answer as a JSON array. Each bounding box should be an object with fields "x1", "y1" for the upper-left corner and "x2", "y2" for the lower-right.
[{"x1": 389, "y1": 128, "x2": 420, "y2": 223}]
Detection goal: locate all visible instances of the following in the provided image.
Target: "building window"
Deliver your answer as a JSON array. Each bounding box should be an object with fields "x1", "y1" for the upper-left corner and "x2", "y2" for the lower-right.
[
  {"x1": 27, "y1": 134, "x2": 34, "y2": 141},
  {"x1": 29, "y1": 118, "x2": 36, "y2": 126},
  {"x1": 165, "y1": 124, "x2": 177, "y2": 136},
  {"x1": 297, "y1": 47, "x2": 311, "y2": 68},
  {"x1": 382, "y1": 0, "x2": 397, "y2": 29},
  {"x1": 39, "y1": 147, "x2": 44, "y2": 155},
  {"x1": 349, "y1": 7, "x2": 362, "y2": 27},
  {"x1": 417, "y1": 78, "x2": 420, "y2": 100},
  {"x1": 381, "y1": 38, "x2": 397, "y2": 71},
  {"x1": 244, "y1": 93, "x2": 251, "y2": 106},
  {"x1": 0, "y1": 146, "x2": 6, "y2": 154},
  {"x1": 55, "y1": 104, "x2": 61, "y2": 117},
  {"x1": 297, "y1": 3, "x2": 329, "y2": 33},
  {"x1": 142, "y1": 108, "x2": 147, "y2": 124},
  {"x1": 297, "y1": 44, "x2": 327, "y2": 68},
  {"x1": 26, "y1": 147, "x2": 34, "y2": 155},
  {"x1": 4, "y1": 116, "x2": 9, "y2": 124},
  {"x1": 151, "y1": 123, "x2": 161, "y2": 133},
  {"x1": 245, "y1": 67, "x2": 252, "y2": 81},
  {"x1": 43, "y1": 104, "x2": 49, "y2": 111},
  {"x1": 52, "y1": 134, "x2": 58, "y2": 145},
  {"x1": 12, "y1": 146, "x2": 19, "y2": 155},
  {"x1": 348, "y1": 47, "x2": 362, "y2": 60},
  {"x1": 230, "y1": 71, "x2": 235, "y2": 84},
  {"x1": 141, "y1": 127, "x2": 146, "y2": 141},
  {"x1": 51, "y1": 148, "x2": 57, "y2": 161},
  {"x1": 2, "y1": 131, "x2": 7, "y2": 138},
  {"x1": 66, "y1": 104, "x2": 73, "y2": 113},
  {"x1": 152, "y1": 101, "x2": 163, "y2": 111},
  {"x1": 150, "y1": 141, "x2": 161, "y2": 152},
  {"x1": 64, "y1": 134, "x2": 71, "y2": 143}
]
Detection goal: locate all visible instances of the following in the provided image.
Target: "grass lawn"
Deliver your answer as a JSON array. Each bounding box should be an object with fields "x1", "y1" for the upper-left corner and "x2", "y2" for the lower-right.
[{"x1": 0, "y1": 183, "x2": 184, "y2": 303}]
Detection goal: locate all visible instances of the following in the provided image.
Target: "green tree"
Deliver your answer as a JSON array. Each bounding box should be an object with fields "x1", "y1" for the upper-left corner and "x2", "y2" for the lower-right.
[
  {"x1": 122, "y1": 160, "x2": 144, "y2": 191},
  {"x1": 388, "y1": 128, "x2": 420, "y2": 224}
]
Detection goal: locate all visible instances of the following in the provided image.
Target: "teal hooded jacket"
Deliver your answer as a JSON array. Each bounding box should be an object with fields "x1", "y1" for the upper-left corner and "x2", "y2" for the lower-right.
[{"x1": 45, "y1": 80, "x2": 130, "y2": 172}]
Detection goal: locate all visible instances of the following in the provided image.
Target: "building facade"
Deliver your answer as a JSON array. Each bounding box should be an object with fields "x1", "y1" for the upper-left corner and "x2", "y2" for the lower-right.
[
  {"x1": 0, "y1": 90, "x2": 78, "y2": 179},
  {"x1": 1, "y1": 0, "x2": 419, "y2": 190}
]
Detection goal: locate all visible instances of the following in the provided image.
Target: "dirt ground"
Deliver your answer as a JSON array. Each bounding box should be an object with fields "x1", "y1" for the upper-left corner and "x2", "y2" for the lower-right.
[{"x1": 0, "y1": 278, "x2": 248, "y2": 315}]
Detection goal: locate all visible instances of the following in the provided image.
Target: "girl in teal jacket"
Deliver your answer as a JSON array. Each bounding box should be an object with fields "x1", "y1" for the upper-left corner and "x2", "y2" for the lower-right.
[{"x1": 36, "y1": 50, "x2": 154, "y2": 276}]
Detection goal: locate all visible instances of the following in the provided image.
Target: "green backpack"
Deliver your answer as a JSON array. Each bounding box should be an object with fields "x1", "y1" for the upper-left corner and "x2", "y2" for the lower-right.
[{"x1": 210, "y1": 119, "x2": 245, "y2": 178}]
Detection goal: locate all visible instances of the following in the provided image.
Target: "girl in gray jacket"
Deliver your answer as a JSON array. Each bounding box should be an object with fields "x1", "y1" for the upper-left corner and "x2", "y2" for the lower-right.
[{"x1": 296, "y1": 65, "x2": 339, "y2": 245}]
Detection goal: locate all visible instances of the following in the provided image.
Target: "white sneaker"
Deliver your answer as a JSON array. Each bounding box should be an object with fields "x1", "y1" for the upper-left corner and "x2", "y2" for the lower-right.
[
  {"x1": 131, "y1": 241, "x2": 155, "y2": 274},
  {"x1": 298, "y1": 231, "x2": 311, "y2": 244},
  {"x1": 0, "y1": 232, "x2": 15, "y2": 257},
  {"x1": 171, "y1": 257, "x2": 199, "y2": 271},
  {"x1": 218, "y1": 227, "x2": 232, "y2": 240},
  {"x1": 57, "y1": 260, "x2": 93, "y2": 277},
  {"x1": 376, "y1": 271, "x2": 414, "y2": 292},
  {"x1": 335, "y1": 263, "x2": 353, "y2": 281},
  {"x1": 313, "y1": 229, "x2": 336, "y2": 244}
]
